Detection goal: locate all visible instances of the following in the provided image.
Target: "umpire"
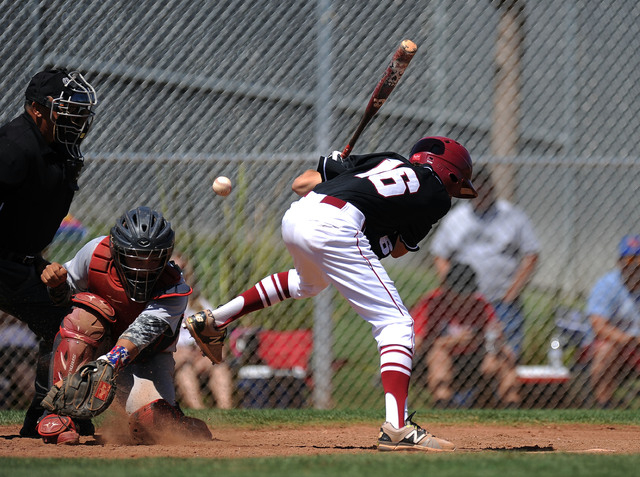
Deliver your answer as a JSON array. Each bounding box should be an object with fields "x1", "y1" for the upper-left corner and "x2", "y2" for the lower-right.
[{"x1": 0, "y1": 68, "x2": 97, "y2": 437}]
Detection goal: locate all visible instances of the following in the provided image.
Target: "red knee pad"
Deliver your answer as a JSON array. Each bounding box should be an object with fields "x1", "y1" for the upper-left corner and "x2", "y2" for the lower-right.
[
  {"x1": 72, "y1": 292, "x2": 116, "y2": 322},
  {"x1": 129, "y1": 399, "x2": 212, "y2": 444},
  {"x1": 37, "y1": 414, "x2": 79, "y2": 445}
]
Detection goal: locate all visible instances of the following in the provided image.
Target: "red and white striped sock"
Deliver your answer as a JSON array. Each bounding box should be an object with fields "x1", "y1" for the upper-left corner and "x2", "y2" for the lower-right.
[
  {"x1": 213, "y1": 271, "x2": 291, "y2": 328},
  {"x1": 380, "y1": 344, "x2": 413, "y2": 429}
]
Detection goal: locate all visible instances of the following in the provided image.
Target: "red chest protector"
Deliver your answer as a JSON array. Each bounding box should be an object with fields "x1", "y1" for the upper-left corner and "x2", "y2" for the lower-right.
[{"x1": 87, "y1": 237, "x2": 190, "y2": 339}]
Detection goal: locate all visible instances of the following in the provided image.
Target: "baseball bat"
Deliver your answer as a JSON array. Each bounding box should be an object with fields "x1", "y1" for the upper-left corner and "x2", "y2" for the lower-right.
[{"x1": 341, "y1": 39, "x2": 417, "y2": 158}]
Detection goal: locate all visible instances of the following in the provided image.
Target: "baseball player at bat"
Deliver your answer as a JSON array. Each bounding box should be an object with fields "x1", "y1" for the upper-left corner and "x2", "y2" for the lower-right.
[
  {"x1": 37, "y1": 207, "x2": 211, "y2": 445},
  {"x1": 186, "y1": 136, "x2": 478, "y2": 451}
]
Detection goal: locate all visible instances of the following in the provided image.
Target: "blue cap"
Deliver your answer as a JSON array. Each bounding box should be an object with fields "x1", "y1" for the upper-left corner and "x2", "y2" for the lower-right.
[{"x1": 618, "y1": 235, "x2": 640, "y2": 257}]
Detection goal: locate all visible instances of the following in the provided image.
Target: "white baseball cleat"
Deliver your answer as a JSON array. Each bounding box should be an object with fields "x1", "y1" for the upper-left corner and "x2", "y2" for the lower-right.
[{"x1": 377, "y1": 412, "x2": 456, "y2": 452}]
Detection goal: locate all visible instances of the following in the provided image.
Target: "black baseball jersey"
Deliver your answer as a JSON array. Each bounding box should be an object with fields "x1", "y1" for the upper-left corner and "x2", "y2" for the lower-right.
[
  {"x1": 313, "y1": 152, "x2": 451, "y2": 253},
  {"x1": 0, "y1": 113, "x2": 76, "y2": 254}
]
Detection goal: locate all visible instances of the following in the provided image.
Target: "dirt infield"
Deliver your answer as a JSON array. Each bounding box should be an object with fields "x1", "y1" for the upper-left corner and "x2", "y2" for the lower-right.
[{"x1": 2, "y1": 422, "x2": 640, "y2": 458}]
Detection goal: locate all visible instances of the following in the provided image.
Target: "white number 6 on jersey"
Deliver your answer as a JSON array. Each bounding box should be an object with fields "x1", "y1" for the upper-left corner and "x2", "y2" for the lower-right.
[{"x1": 356, "y1": 159, "x2": 420, "y2": 197}]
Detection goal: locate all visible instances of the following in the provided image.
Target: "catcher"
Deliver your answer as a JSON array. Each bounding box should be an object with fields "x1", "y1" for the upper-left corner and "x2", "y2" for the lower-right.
[{"x1": 37, "y1": 206, "x2": 212, "y2": 445}]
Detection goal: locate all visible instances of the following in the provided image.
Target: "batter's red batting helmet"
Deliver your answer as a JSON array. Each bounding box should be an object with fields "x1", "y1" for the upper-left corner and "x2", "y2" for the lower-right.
[{"x1": 409, "y1": 136, "x2": 477, "y2": 199}]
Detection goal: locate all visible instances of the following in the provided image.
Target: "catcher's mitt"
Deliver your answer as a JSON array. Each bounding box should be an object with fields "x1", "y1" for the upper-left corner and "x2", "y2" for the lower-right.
[{"x1": 41, "y1": 359, "x2": 117, "y2": 419}]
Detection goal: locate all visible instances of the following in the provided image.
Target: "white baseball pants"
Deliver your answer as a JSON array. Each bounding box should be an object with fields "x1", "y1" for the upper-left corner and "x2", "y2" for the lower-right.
[{"x1": 281, "y1": 192, "x2": 414, "y2": 351}]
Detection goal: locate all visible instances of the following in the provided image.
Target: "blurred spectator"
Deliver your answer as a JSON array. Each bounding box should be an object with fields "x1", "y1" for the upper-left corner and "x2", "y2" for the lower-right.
[
  {"x1": 586, "y1": 235, "x2": 640, "y2": 408},
  {"x1": 429, "y1": 165, "x2": 540, "y2": 357},
  {"x1": 411, "y1": 262, "x2": 520, "y2": 408},
  {"x1": 0, "y1": 312, "x2": 37, "y2": 409},
  {"x1": 229, "y1": 326, "x2": 313, "y2": 409},
  {"x1": 172, "y1": 252, "x2": 233, "y2": 409}
]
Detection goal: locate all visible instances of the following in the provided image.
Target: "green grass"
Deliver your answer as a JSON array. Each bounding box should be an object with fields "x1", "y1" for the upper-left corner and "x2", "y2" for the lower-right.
[
  {"x1": 2, "y1": 409, "x2": 639, "y2": 477},
  {"x1": 3, "y1": 408, "x2": 640, "y2": 428},
  {"x1": 188, "y1": 408, "x2": 640, "y2": 426},
  {"x1": 4, "y1": 454, "x2": 640, "y2": 477}
]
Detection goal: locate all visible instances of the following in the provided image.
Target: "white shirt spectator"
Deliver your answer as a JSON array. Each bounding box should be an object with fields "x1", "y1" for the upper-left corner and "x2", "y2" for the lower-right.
[{"x1": 430, "y1": 198, "x2": 540, "y2": 302}]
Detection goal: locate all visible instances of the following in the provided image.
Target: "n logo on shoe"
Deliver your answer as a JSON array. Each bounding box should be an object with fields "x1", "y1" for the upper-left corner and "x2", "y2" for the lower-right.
[{"x1": 404, "y1": 429, "x2": 421, "y2": 444}]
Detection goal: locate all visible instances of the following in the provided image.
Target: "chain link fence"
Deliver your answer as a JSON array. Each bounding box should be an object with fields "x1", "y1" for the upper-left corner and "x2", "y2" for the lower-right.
[{"x1": 1, "y1": 0, "x2": 639, "y2": 411}]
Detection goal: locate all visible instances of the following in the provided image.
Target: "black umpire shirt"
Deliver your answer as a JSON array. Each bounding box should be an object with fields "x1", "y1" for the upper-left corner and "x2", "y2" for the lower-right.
[
  {"x1": 314, "y1": 152, "x2": 451, "y2": 256},
  {"x1": 0, "y1": 112, "x2": 76, "y2": 255}
]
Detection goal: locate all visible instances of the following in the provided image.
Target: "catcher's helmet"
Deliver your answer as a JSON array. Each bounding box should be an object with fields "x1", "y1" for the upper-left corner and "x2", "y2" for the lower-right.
[
  {"x1": 110, "y1": 207, "x2": 174, "y2": 303},
  {"x1": 26, "y1": 69, "x2": 97, "y2": 160},
  {"x1": 409, "y1": 136, "x2": 477, "y2": 199}
]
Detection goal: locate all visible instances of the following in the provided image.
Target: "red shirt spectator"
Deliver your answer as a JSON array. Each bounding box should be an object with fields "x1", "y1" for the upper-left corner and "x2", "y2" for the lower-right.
[{"x1": 412, "y1": 287, "x2": 497, "y2": 355}]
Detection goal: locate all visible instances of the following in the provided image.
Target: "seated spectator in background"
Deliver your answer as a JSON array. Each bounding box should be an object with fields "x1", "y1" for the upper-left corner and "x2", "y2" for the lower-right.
[
  {"x1": 586, "y1": 235, "x2": 640, "y2": 408},
  {"x1": 172, "y1": 252, "x2": 233, "y2": 409},
  {"x1": 0, "y1": 312, "x2": 37, "y2": 409},
  {"x1": 411, "y1": 262, "x2": 520, "y2": 408},
  {"x1": 429, "y1": 165, "x2": 540, "y2": 358}
]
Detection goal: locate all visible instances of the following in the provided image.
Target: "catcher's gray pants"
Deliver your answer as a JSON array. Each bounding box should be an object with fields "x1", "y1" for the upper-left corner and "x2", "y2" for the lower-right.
[{"x1": 116, "y1": 351, "x2": 176, "y2": 414}]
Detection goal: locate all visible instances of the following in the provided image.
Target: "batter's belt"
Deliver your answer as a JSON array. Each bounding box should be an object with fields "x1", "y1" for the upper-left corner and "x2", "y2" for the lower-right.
[{"x1": 304, "y1": 192, "x2": 366, "y2": 230}]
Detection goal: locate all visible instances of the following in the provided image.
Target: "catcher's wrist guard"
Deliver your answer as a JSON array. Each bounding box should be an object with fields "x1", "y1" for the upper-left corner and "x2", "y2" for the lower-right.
[
  {"x1": 41, "y1": 359, "x2": 117, "y2": 419},
  {"x1": 101, "y1": 345, "x2": 131, "y2": 371},
  {"x1": 183, "y1": 310, "x2": 227, "y2": 364}
]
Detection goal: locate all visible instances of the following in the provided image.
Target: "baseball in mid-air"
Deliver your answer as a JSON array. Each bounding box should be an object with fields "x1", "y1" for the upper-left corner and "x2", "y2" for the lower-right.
[{"x1": 212, "y1": 176, "x2": 232, "y2": 196}]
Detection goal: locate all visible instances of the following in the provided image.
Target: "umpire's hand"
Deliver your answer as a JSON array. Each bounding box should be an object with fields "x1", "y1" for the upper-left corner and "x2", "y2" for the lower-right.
[{"x1": 41, "y1": 262, "x2": 68, "y2": 288}]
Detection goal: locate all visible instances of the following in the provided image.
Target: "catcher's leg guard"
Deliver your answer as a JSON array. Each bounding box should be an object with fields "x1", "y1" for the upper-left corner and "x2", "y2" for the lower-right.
[
  {"x1": 129, "y1": 399, "x2": 212, "y2": 445},
  {"x1": 52, "y1": 304, "x2": 108, "y2": 384},
  {"x1": 37, "y1": 414, "x2": 80, "y2": 445}
]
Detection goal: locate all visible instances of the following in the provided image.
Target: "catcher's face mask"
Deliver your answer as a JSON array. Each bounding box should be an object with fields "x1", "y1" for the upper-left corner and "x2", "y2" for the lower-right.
[
  {"x1": 109, "y1": 206, "x2": 175, "y2": 302},
  {"x1": 112, "y1": 247, "x2": 172, "y2": 303}
]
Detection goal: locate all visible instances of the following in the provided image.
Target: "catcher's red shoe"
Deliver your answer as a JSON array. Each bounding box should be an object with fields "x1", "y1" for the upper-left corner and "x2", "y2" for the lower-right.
[
  {"x1": 129, "y1": 399, "x2": 212, "y2": 445},
  {"x1": 37, "y1": 414, "x2": 80, "y2": 445}
]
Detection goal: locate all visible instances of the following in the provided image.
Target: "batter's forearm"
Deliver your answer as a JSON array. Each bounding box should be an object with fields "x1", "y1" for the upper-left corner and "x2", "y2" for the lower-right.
[
  {"x1": 390, "y1": 238, "x2": 408, "y2": 258},
  {"x1": 292, "y1": 170, "x2": 321, "y2": 196}
]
